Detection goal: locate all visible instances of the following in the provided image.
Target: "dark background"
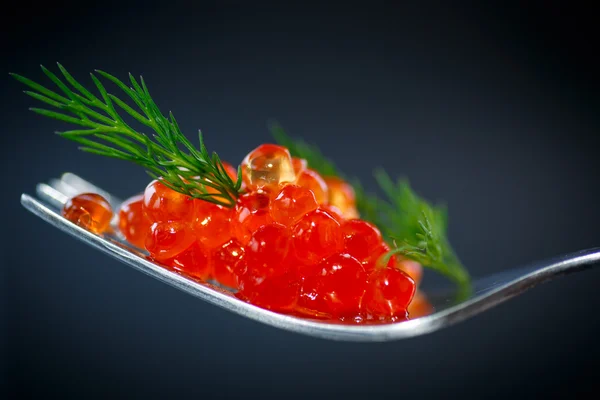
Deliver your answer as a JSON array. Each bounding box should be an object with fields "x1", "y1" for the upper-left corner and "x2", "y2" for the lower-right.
[{"x1": 2, "y1": 1, "x2": 599, "y2": 398}]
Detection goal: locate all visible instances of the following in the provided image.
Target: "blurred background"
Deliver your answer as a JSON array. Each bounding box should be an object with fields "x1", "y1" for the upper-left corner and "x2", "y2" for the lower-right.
[{"x1": 1, "y1": 1, "x2": 599, "y2": 398}]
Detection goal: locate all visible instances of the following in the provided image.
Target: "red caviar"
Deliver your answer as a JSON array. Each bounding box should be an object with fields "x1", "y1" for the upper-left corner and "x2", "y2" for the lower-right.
[
  {"x1": 291, "y1": 157, "x2": 308, "y2": 177},
  {"x1": 106, "y1": 144, "x2": 421, "y2": 324},
  {"x1": 118, "y1": 194, "x2": 151, "y2": 248},
  {"x1": 145, "y1": 221, "x2": 196, "y2": 261},
  {"x1": 270, "y1": 184, "x2": 318, "y2": 227},
  {"x1": 143, "y1": 179, "x2": 195, "y2": 222},
  {"x1": 363, "y1": 267, "x2": 416, "y2": 321},
  {"x1": 212, "y1": 239, "x2": 244, "y2": 289},
  {"x1": 241, "y1": 144, "x2": 296, "y2": 192},
  {"x1": 167, "y1": 242, "x2": 212, "y2": 280},
  {"x1": 324, "y1": 177, "x2": 359, "y2": 219},
  {"x1": 231, "y1": 191, "x2": 273, "y2": 244},
  {"x1": 243, "y1": 223, "x2": 291, "y2": 280},
  {"x1": 291, "y1": 209, "x2": 344, "y2": 265},
  {"x1": 299, "y1": 253, "x2": 367, "y2": 318},
  {"x1": 63, "y1": 193, "x2": 113, "y2": 234},
  {"x1": 342, "y1": 219, "x2": 383, "y2": 266},
  {"x1": 296, "y1": 168, "x2": 329, "y2": 205},
  {"x1": 193, "y1": 200, "x2": 232, "y2": 249}
]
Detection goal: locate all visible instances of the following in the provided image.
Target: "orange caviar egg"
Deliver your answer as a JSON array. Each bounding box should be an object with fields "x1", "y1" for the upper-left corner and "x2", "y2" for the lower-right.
[
  {"x1": 363, "y1": 267, "x2": 416, "y2": 321},
  {"x1": 291, "y1": 209, "x2": 344, "y2": 265},
  {"x1": 320, "y1": 204, "x2": 345, "y2": 224},
  {"x1": 231, "y1": 191, "x2": 273, "y2": 244},
  {"x1": 296, "y1": 168, "x2": 329, "y2": 204},
  {"x1": 365, "y1": 241, "x2": 394, "y2": 273},
  {"x1": 243, "y1": 223, "x2": 291, "y2": 280},
  {"x1": 118, "y1": 194, "x2": 151, "y2": 248},
  {"x1": 237, "y1": 271, "x2": 300, "y2": 312},
  {"x1": 407, "y1": 291, "x2": 433, "y2": 318},
  {"x1": 341, "y1": 219, "x2": 383, "y2": 266},
  {"x1": 212, "y1": 239, "x2": 245, "y2": 289},
  {"x1": 145, "y1": 221, "x2": 196, "y2": 261},
  {"x1": 143, "y1": 179, "x2": 195, "y2": 222},
  {"x1": 299, "y1": 253, "x2": 367, "y2": 318},
  {"x1": 167, "y1": 242, "x2": 212, "y2": 280},
  {"x1": 324, "y1": 177, "x2": 359, "y2": 219},
  {"x1": 241, "y1": 144, "x2": 296, "y2": 192},
  {"x1": 394, "y1": 257, "x2": 423, "y2": 286},
  {"x1": 62, "y1": 193, "x2": 113, "y2": 234},
  {"x1": 270, "y1": 184, "x2": 318, "y2": 227},
  {"x1": 193, "y1": 199, "x2": 233, "y2": 249},
  {"x1": 292, "y1": 157, "x2": 308, "y2": 177}
]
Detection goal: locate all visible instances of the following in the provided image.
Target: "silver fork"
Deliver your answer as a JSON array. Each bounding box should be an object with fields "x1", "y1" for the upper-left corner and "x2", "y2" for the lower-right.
[{"x1": 20, "y1": 173, "x2": 600, "y2": 342}]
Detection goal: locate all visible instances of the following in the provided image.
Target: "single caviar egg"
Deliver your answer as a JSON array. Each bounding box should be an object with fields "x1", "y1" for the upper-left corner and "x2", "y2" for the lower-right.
[
  {"x1": 270, "y1": 184, "x2": 318, "y2": 227},
  {"x1": 143, "y1": 179, "x2": 195, "y2": 222},
  {"x1": 193, "y1": 200, "x2": 232, "y2": 249},
  {"x1": 320, "y1": 204, "x2": 345, "y2": 224},
  {"x1": 243, "y1": 223, "x2": 291, "y2": 280},
  {"x1": 62, "y1": 193, "x2": 113, "y2": 234},
  {"x1": 241, "y1": 144, "x2": 296, "y2": 192},
  {"x1": 363, "y1": 267, "x2": 416, "y2": 321},
  {"x1": 118, "y1": 194, "x2": 151, "y2": 248},
  {"x1": 364, "y1": 241, "x2": 393, "y2": 273},
  {"x1": 237, "y1": 271, "x2": 300, "y2": 312},
  {"x1": 145, "y1": 221, "x2": 196, "y2": 261},
  {"x1": 324, "y1": 177, "x2": 359, "y2": 219},
  {"x1": 407, "y1": 291, "x2": 433, "y2": 318},
  {"x1": 394, "y1": 257, "x2": 423, "y2": 286},
  {"x1": 212, "y1": 239, "x2": 245, "y2": 289},
  {"x1": 166, "y1": 242, "x2": 212, "y2": 280},
  {"x1": 291, "y1": 209, "x2": 344, "y2": 265},
  {"x1": 231, "y1": 191, "x2": 273, "y2": 244},
  {"x1": 299, "y1": 253, "x2": 367, "y2": 317},
  {"x1": 296, "y1": 168, "x2": 329, "y2": 205},
  {"x1": 291, "y1": 157, "x2": 308, "y2": 178},
  {"x1": 342, "y1": 219, "x2": 383, "y2": 266}
]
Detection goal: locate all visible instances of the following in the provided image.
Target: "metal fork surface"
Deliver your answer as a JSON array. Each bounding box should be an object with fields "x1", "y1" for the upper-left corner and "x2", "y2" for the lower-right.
[{"x1": 19, "y1": 173, "x2": 600, "y2": 341}]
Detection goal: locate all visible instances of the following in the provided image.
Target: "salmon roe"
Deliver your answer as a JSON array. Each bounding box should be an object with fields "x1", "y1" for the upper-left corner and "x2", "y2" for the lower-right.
[
  {"x1": 270, "y1": 184, "x2": 318, "y2": 227},
  {"x1": 145, "y1": 221, "x2": 196, "y2": 261},
  {"x1": 363, "y1": 267, "x2": 416, "y2": 321},
  {"x1": 291, "y1": 209, "x2": 344, "y2": 265},
  {"x1": 324, "y1": 177, "x2": 359, "y2": 219},
  {"x1": 193, "y1": 200, "x2": 232, "y2": 249},
  {"x1": 241, "y1": 144, "x2": 296, "y2": 192},
  {"x1": 291, "y1": 157, "x2": 308, "y2": 177},
  {"x1": 212, "y1": 239, "x2": 244, "y2": 289},
  {"x1": 143, "y1": 179, "x2": 195, "y2": 222},
  {"x1": 118, "y1": 194, "x2": 151, "y2": 248},
  {"x1": 167, "y1": 242, "x2": 212, "y2": 280},
  {"x1": 231, "y1": 191, "x2": 273, "y2": 245},
  {"x1": 107, "y1": 145, "x2": 421, "y2": 324},
  {"x1": 62, "y1": 193, "x2": 113, "y2": 234},
  {"x1": 296, "y1": 168, "x2": 329, "y2": 205}
]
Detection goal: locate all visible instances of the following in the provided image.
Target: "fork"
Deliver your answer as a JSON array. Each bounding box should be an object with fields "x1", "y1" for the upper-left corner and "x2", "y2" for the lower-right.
[{"x1": 20, "y1": 172, "x2": 600, "y2": 342}]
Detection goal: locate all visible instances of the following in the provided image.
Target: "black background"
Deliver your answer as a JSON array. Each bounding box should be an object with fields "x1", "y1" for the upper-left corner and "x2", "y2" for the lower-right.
[{"x1": 2, "y1": 1, "x2": 599, "y2": 398}]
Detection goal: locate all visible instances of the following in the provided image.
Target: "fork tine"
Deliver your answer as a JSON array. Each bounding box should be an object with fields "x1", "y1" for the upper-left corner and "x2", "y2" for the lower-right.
[
  {"x1": 49, "y1": 178, "x2": 81, "y2": 198},
  {"x1": 36, "y1": 183, "x2": 69, "y2": 208},
  {"x1": 60, "y1": 172, "x2": 122, "y2": 207}
]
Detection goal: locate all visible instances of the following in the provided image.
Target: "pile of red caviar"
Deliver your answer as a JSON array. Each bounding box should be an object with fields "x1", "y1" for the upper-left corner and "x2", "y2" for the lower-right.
[{"x1": 62, "y1": 144, "x2": 424, "y2": 323}]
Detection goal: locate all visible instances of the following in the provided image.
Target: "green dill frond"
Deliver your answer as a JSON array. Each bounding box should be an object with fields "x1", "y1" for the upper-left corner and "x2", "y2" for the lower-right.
[{"x1": 12, "y1": 64, "x2": 242, "y2": 207}]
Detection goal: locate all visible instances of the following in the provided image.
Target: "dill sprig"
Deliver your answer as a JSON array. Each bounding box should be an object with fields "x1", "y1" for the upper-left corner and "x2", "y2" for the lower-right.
[
  {"x1": 270, "y1": 122, "x2": 471, "y2": 288},
  {"x1": 11, "y1": 64, "x2": 242, "y2": 207}
]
